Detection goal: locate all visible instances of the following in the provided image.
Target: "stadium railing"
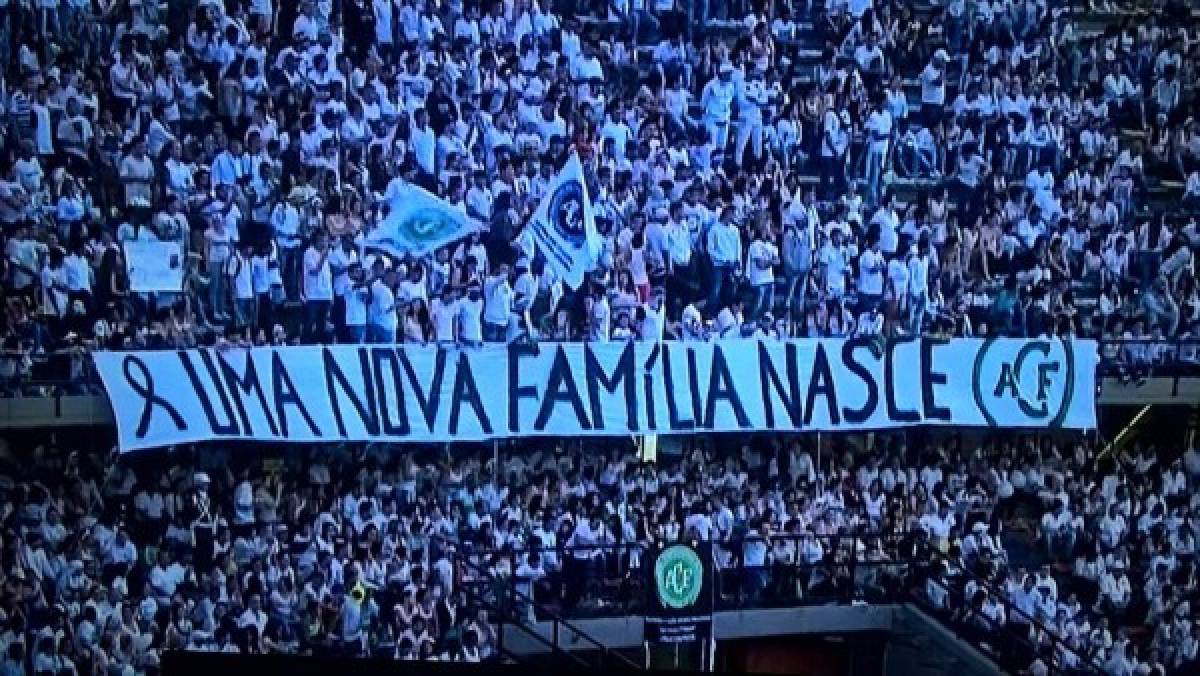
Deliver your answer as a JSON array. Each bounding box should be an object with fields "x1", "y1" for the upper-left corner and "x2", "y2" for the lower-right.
[
  {"x1": 912, "y1": 548, "x2": 1107, "y2": 676},
  {"x1": 1096, "y1": 338, "x2": 1200, "y2": 378},
  {"x1": 469, "y1": 534, "x2": 1105, "y2": 674},
  {"x1": 452, "y1": 537, "x2": 645, "y2": 670},
  {"x1": 473, "y1": 533, "x2": 914, "y2": 618}
]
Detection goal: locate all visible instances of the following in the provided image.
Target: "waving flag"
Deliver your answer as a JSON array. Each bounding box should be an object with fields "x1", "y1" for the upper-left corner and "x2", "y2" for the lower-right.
[
  {"x1": 528, "y1": 153, "x2": 600, "y2": 289},
  {"x1": 364, "y1": 182, "x2": 478, "y2": 257}
]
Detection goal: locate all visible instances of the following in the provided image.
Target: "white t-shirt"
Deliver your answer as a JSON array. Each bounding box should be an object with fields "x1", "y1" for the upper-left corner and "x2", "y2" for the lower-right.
[
  {"x1": 32, "y1": 103, "x2": 54, "y2": 155},
  {"x1": 819, "y1": 244, "x2": 848, "y2": 293},
  {"x1": 920, "y1": 63, "x2": 946, "y2": 105},
  {"x1": 590, "y1": 296, "x2": 611, "y2": 341},
  {"x1": 640, "y1": 302, "x2": 664, "y2": 341},
  {"x1": 887, "y1": 258, "x2": 909, "y2": 299},
  {"x1": 484, "y1": 278, "x2": 513, "y2": 325},
  {"x1": 920, "y1": 512, "x2": 956, "y2": 539},
  {"x1": 368, "y1": 280, "x2": 397, "y2": 330},
  {"x1": 457, "y1": 297, "x2": 484, "y2": 342},
  {"x1": 431, "y1": 297, "x2": 458, "y2": 342},
  {"x1": 858, "y1": 249, "x2": 885, "y2": 295},
  {"x1": 303, "y1": 247, "x2": 333, "y2": 300},
  {"x1": 343, "y1": 285, "x2": 368, "y2": 327},
  {"x1": 865, "y1": 109, "x2": 893, "y2": 151},
  {"x1": 226, "y1": 254, "x2": 255, "y2": 300},
  {"x1": 747, "y1": 240, "x2": 777, "y2": 286},
  {"x1": 329, "y1": 247, "x2": 357, "y2": 296},
  {"x1": 908, "y1": 254, "x2": 930, "y2": 298}
]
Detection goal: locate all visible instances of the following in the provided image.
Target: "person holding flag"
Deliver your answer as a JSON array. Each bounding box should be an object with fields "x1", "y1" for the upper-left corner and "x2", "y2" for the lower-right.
[
  {"x1": 364, "y1": 182, "x2": 481, "y2": 260},
  {"x1": 525, "y1": 152, "x2": 601, "y2": 292}
]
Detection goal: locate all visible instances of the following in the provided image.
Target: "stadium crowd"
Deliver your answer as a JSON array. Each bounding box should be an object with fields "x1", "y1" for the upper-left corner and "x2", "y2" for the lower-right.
[
  {"x1": 0, "y1": 0, "x2": 1197, "y2": 674},
  {"x1": 0, "y1": 431, "x2": 1198, "y2": 674},
  {"x1": 0, "y1": 0, "x2": 1197, "y2": 379}
]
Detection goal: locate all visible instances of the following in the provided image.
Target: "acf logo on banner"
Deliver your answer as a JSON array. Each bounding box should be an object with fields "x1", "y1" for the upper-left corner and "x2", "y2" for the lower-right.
[
  {"x1": 972, "y1": 338, "x2": 1077, "y2": 428},
  {"x1": 654, "y1": 544, "x2": 704, "y2": 610}
]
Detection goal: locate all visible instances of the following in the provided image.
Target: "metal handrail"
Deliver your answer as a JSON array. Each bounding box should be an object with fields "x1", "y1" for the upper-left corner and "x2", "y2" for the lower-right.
[
  {"x1": 913, "y1": 572, "x2": 1099, "y2": 675},
  {"x1": 921, "y1": 547, "x2": 1106, "y2": 674},
  {"x1": 492, "y1": 532, "x2": 912, "y2": 612},
  {"x1": 448, "y1": 536, "x2": 644, "y2": 671},
  {"x1": 458, "y1": 572, "x2": 594, "y2": 669}
]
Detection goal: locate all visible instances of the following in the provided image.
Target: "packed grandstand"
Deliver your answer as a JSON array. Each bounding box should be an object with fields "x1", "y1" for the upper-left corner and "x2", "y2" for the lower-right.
[{"x1": 0, "y1": 0, "x2": 1199, "y2": 675}]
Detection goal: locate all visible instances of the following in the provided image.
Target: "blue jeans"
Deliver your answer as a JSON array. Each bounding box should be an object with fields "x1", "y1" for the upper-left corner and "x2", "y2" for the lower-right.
[
  {"x1": 704, "y1": 116, "x2": 731, "y2": 150},
  {"x1": 908, "y1": 293, "x2": 927, "y2": 334},
  {"x1": 207, "y1": 261, "x2": 227, "y2": 318},
  {"x1": 749, "y1": 282, "x2": 774, "y2": 320},
  {"x1": 707, "y1": 263, "x2": 738, "y2": 314},
  {"x1": 278, "y1": 245, "x2": 301, "y2": 301},
  {"x1": 782, "y1": 269, "x2": 809, "y2": 316},
  {"x1": 302, "y1": 299, "x2": 331, "y2": 344},
  {"x1": 863, "y1": 143, "x2": 887, "y2": 205},
  {"x1": 234, "y1": 298, "x2": 256, "y2": 329}
]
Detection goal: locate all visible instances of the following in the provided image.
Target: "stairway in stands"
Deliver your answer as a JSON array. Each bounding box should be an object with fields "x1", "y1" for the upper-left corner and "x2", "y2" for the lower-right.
[{"x1": 458, "y1": 552, "x2": 644, "y2": 670}]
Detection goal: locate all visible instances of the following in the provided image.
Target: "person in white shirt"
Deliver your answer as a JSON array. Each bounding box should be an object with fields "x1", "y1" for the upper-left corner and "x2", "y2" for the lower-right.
[
  {"x1": 706, "y1": 207, "x2": 742, "y2": 314},
  {"x1": 226, "y1": 243, "x2": 257, "y2": 332},
  {"x1": 204, "y1": 216, "x2": 234, "y2": 322},
  {"x1": 1102, "y1": 61, "x2": 1144, "y2": 129},
  {"x1": 919, "y1": 51, "x2": 948, "y2": 124},
  {"x1": 746, "y1": 228, "x2": 779, "y2": 321},
  {"x1": 457, "y1": 283, "x2": 485, "y2": 347},
  {"x1": 341, "y1": 263, "x2": 370, "y2": 344},
  {"x1": 701, "y1": 63, "x2": 736, "y2": 151},
  {"x1": 410, "y1": 108, "x2": 437, "y2": 177},
  {"x1": 818, "y1": 228, "x2": 850, "y2": 300},
  {"x1": 302, "y1": 231, "x2": 334, "y2": 343},
  {"x1": 587, "y1": 287, "x2": 611, "y2": 342},
  {"x1": 120, "y1": 138, "x2": 156, "y2": 209},
  {"x1": 483, "y1": 265, "x2": 514, "y2": 342},
  {"x1": 1040, "y1": 500, "x2": 1080, "y2": 560},
  {"x1": 862, "y1": 97, "x2": 893, "y2": 206},
  {"x1": 857, "y1": 235, "x2": 886, "y2": 312},
  {"x1": 920, "y1": 502, "x2": 957, "y2": 551},
  {"x1": 820, "y1": 108, "x2": 850, "y2": 200},
  {"x1": 1098, "y1": 564, "x2": 1132, "y2": 615},
  {"x1": 638, "y1": 291, "x2": 666, "y2": 342},
  {"x1": 430, "y1": 286, "x2": 460, "y2": 346},
  {"x1": 367, "y1": 266, "x2": 399, "y2": 344},
  {"x1": 734, "y1": 65, "x2": 770, "y2": 168},
  {"x1": 907, "y1": 238, "x2": 932, "y2": 334}
]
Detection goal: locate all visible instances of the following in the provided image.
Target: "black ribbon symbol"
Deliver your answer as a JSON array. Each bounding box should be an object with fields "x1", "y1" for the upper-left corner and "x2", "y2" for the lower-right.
[{"x1": 123, "y1": 355, "x2": 187, "y2": 438}]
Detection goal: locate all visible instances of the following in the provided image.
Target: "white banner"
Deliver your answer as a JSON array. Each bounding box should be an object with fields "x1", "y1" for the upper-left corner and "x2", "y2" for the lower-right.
[
  {"x1": 124, "y1": 241, "x2": 184, "y2": 292},
  {"x1": 93, "y1": 338, "x2": 1098, "y2": 452}
]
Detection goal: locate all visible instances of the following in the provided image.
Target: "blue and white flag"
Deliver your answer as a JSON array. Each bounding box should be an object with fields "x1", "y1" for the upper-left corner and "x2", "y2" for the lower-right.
[
  {"x1": 364, "y1": 182, "x2": 478, "y2": 257},
  {"x1": 528, "y1": 153, "x2": 599, "y2": 289}
]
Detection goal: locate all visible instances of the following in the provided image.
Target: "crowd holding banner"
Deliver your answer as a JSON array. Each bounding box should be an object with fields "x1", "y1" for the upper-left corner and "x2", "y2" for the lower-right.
[
  {"x1": 94, "y1": 338, "x2": 1098, "y2": 451},
  {"x1": 3, "y1": 0, "x2": 1199, "y2": 673}
]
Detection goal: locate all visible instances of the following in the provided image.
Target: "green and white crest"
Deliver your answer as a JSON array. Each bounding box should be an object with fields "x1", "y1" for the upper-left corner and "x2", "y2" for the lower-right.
[{"x1": 654, "y1": 544, "x2": 703, "y2": 610}]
